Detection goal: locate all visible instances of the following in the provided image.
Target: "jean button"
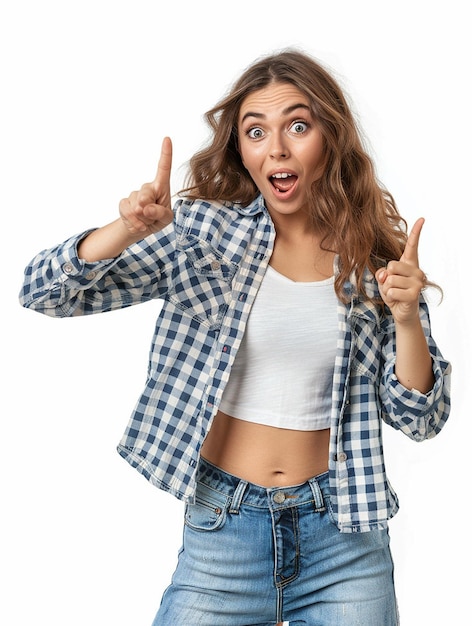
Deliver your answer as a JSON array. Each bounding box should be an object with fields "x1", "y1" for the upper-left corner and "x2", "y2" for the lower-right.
[{"x1": 273, "y1": 491, "x2": 285, "y2": 504}]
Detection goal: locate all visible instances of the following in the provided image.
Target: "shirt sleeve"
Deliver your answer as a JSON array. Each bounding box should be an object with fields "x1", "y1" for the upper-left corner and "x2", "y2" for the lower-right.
[
  {"x1": 378, "y1": 297, "x2": 452, "y2": 441},
  {"x1": 19, "y1": 219, "x2": 178, "y2": 318}
]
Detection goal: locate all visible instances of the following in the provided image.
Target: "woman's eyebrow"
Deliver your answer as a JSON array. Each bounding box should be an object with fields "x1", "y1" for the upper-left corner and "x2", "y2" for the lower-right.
[{"x1": 240, "y1": 103, "x2": 310, "y2": 123}]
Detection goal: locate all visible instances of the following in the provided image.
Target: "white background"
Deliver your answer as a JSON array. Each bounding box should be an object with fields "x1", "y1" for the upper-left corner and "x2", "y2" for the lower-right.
[{"x1": 1, "y1": 1, "x2": 470, "y2": 624}]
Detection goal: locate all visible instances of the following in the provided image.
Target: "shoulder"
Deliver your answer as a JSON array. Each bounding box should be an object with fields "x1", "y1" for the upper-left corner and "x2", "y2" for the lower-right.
[
  {"x1": 175, "y1": 197, "x2": 237, "y2": 224},
  {"x1": 173, "y1": 195, "x2": 266, "y2": 237},
  {"x1": 171, "y1": 195, "x2": 269, "y2": 261}
]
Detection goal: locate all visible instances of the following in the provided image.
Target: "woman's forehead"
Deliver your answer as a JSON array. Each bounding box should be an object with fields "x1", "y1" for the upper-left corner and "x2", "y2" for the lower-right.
[{"x1": 238, "y1": 83, "x2": 310, "y2": 121}]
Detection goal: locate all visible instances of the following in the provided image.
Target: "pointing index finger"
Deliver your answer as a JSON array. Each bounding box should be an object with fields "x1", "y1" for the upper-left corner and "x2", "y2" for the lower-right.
[
  {"x1": 400, "y1": 217, "x2": 425, "y2": 266},
  {"x1": 154, "y1": 136, "x2": 173, "y2": 186}
]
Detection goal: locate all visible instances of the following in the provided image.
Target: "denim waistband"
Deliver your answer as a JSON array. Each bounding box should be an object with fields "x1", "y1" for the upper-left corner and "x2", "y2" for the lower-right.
[{"x1": 197, "y1": 457, "x2": 329, "y2": 513}]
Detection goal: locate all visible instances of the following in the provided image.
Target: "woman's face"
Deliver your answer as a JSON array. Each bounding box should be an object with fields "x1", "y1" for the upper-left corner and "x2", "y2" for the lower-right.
[{"x1": 237, "y1": 82, "x2": 324, "y2": 223}]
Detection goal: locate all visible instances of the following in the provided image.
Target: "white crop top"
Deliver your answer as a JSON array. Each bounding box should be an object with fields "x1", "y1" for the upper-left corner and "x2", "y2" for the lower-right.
[{"x1": 219, "y1": 265, "x2": 338, "y2": 431}]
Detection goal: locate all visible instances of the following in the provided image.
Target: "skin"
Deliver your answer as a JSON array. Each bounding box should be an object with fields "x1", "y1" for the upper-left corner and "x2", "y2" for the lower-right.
[{"x1": 78, "y1": 84, "x2": 434, "y2": 492}]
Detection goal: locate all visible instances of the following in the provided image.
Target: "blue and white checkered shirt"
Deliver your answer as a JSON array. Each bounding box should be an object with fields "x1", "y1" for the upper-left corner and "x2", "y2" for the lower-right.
[{"x1": 20, "y1": 194, "x2": 451, "y2": 532}]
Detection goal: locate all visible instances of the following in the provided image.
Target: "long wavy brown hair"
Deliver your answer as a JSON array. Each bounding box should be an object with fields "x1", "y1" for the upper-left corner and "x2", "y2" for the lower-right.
[{"x1": 180, "y1": 49, "x2": 410, "y2": 303}]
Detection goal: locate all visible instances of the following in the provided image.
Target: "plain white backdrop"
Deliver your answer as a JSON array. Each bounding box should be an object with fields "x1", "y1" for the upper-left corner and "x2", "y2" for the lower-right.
[{"x1": 1, "y1": 1, "x2": 469, "y2": 624}]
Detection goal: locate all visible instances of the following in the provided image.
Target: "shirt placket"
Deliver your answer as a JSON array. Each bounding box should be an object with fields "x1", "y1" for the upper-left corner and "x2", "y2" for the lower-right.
[{"x1": 203, "y1": 212, "x2": 275, "y2": 430}]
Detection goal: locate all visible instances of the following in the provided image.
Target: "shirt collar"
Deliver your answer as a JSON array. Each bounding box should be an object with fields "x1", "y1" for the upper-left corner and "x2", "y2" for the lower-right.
[{"x1": 233, "y1": 194, "x2": 267, "y2": 217}]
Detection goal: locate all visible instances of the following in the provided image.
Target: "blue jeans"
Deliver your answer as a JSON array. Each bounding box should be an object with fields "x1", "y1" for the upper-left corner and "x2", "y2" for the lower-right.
[{"x1": 152, "y1": 458, "x2": 399, "y2": 625}]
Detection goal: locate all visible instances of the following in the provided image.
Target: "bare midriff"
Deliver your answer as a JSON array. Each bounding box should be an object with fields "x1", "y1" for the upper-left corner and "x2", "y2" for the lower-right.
[{"x1": 200, "y1": 409, "x2": 330, "y2": 487}]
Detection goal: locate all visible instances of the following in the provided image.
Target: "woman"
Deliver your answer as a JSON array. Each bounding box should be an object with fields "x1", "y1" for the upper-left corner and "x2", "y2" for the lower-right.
[{"x1": 20, "y1": 49, "x2": 451, "y2": 625}]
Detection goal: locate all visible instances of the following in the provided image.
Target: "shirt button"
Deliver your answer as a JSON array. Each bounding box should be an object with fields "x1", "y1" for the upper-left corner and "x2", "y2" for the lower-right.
[
  {"x1": 85, "y1": 271, "x2": 96, "y2": 280},
  {"x1": 211, "y1": 260, "x2": 221, "y2": 270},
  {"x1": 273, "y1": 491, "x2": 286, "y2": 504},
  {"x1": 63, "y1": 262, "x2": 74, "y2": 274},
  {"x1": 338, "y1": 452, "x2": 348, "y2": 462}
]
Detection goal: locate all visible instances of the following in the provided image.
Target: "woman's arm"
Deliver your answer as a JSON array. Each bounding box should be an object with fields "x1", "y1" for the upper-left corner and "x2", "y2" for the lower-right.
[
  {"x1": 376, "y1": 218, "x2": 434, "y2": 393},
  {"x1": 19, "y1": 138, "x2": 177, "y2": 316},
  {"x1": 393, "y1": 316, "x2": 434, "y2": 393}
]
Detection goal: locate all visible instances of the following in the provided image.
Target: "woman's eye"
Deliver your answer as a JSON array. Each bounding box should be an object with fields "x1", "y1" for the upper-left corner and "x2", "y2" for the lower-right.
[
  {"x1": 291, "y1": 121, "x2": 308, "y2": 134},
  {"x1": 247, "y1": 127, "x2": 264, "y2": 139}
]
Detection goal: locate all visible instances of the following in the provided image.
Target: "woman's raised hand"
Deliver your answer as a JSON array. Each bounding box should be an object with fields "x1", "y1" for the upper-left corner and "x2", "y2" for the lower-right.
[
  {"x1": 119, "y1": 137, "x2": 174, "y2": 236},
  {"x1": 375, "y1": 218, "x2": 427, "y2": 325}
]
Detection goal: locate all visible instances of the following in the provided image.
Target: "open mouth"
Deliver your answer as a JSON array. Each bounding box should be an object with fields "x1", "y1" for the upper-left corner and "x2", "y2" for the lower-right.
[{"x1": 270, "y1": 172, "x2": 298, "y2": 193}]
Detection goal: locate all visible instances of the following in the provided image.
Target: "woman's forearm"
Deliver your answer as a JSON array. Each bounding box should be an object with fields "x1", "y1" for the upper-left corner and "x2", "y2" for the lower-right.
[
  {"x1": 394, "y1": 317, "x2": 434, "y2": 393},
  {"x1": 77, "y1": 218, "x2": 143, "y2": 262}
]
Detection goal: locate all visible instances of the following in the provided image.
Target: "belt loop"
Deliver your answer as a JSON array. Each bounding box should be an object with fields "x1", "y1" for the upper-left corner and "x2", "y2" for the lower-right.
[
  {"x1": 229, "y1": 479, "x2": 248, "y2": 514},
  {"x1": 309, "y1": 476, "x2": 325, "y2": 512}
]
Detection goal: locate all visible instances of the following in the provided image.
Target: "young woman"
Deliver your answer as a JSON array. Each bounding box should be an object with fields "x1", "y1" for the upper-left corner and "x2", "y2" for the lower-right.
[{"x1": 20, "y1": 49, "x2": 451, "y2": 625}]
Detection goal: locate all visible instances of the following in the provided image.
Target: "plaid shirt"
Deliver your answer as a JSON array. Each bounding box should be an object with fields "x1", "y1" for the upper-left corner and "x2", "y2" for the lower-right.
[{"x1": 20, "y1": 194, "x2": 451, "y2": 532}]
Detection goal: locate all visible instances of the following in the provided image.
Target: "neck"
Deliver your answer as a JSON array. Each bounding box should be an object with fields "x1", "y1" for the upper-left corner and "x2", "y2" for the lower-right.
[{"x1": 269, "y1": 211, "x2": 316, "y2": 241}]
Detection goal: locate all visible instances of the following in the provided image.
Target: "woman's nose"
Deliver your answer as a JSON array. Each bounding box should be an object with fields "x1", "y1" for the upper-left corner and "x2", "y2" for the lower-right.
[{"x1": 269, "y1": 134, "x2": 289, "y2": 159}]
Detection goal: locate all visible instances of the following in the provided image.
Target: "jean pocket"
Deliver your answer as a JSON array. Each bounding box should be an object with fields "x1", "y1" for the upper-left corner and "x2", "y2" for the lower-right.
[{"x1": 184, "y1": 483, "x2": 229, "y2": 532}]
